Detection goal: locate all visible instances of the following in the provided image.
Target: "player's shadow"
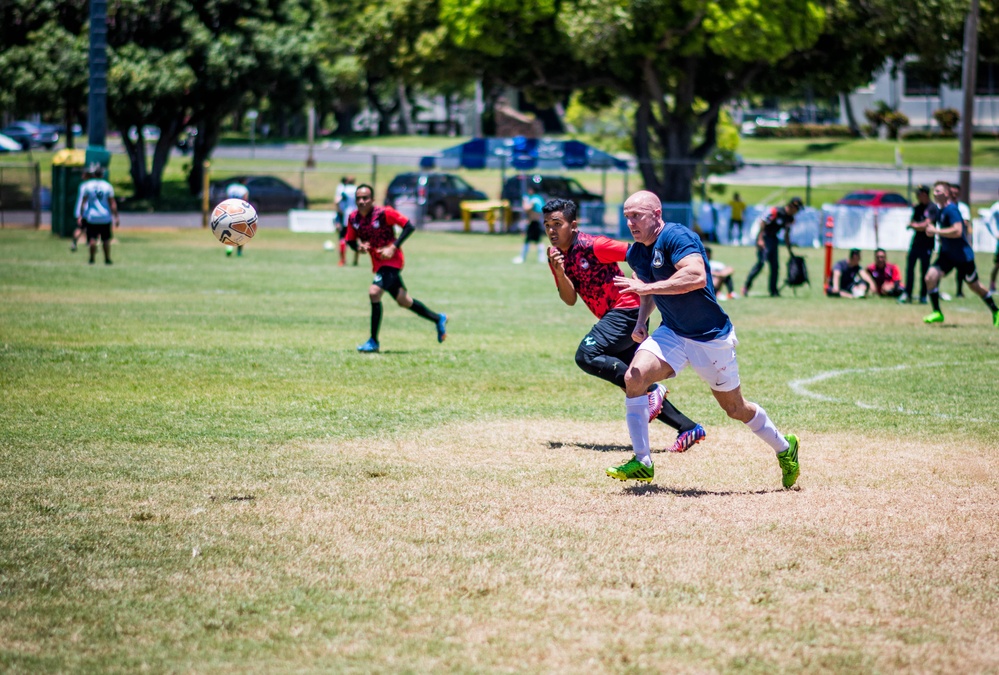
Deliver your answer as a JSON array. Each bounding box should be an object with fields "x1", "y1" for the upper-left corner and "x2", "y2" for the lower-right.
[
  {"x1": 548, "y1": 440, "x2": 631, "y2": 453},
  {"x1": 623, "y1": 484, "x2": 783, "y2": 498}
]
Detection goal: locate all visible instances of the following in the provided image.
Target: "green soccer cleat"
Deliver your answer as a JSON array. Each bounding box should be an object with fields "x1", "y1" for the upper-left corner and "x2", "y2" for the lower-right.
[
  {"x1": 606, "y1": 455, "x2": 654, "y2": 483},
  {"x1": 993, "y1": 311, "x2": 999, "y2": 328},
  {"x1": 777, "y1": 435, "x2": 800, "y2": 489},
  {"x1": 923, "y1": 310, "x2": 944, "y2": 324}
]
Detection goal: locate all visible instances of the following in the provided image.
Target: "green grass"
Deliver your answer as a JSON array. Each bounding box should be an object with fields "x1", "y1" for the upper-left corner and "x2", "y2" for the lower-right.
[
  {"x1": 2, "y1": 228, "x2": 999, "y2": 671},
  {"x1": 737, "y1": 136, "x2": 999, "y2": 167}
]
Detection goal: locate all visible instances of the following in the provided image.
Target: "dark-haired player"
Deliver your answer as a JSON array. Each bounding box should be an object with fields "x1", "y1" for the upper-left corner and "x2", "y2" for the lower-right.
[
  {"x1": 742, "y1": 196, "x2": 803, "y2": 297},
  {"x1": 544, "y1": 198, "x2": 706, "y2": 453},
  {"x1": 923, "y1": 181, "x2": 999, "y2": 327},
  {"x1": 345, "y1": 184, "x2": 448, "y2": 352}
]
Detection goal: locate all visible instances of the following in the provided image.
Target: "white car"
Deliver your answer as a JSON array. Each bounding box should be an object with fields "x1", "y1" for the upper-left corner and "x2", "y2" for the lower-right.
[{"x1": 0, "y1": 133, "x2": 24, "y2": 152}]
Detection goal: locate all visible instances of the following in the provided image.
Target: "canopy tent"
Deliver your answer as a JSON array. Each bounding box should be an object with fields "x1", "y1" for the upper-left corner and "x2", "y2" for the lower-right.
[{"x1": 420, "y1": 137, "x2": 628, "y2": 171}]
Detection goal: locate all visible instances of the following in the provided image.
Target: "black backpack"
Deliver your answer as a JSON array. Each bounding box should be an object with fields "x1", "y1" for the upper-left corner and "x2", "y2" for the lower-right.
[{"x1": 783, "y1": 251, "x2": 810, "y2": 292}]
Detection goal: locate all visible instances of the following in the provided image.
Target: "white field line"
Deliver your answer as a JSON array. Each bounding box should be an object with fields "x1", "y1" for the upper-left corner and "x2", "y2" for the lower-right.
[{"x1": 788, "y1": 362, "x2": 991, "y2": 423}]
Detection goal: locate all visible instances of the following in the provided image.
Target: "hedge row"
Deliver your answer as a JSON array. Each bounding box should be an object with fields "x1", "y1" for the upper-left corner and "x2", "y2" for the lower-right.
[{"x1": 750, "y1": 124, "x2": 855, "y2": 138}]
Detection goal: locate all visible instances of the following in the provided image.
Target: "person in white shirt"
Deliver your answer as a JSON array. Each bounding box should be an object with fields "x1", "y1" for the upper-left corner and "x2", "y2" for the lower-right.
[
  {"x1": 74, "y1": 164, "x2": 119, "y2": 265},
  {"x1": 224, "y1": 181, "x2": 250, "y2": 257},
  {"x1": 335, "y1": 176, "x2": 358, "y2": 266}
]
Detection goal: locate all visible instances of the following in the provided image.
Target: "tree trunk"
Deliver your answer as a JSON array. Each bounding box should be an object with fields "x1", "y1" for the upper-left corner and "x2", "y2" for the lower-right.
[
  {"x1": 840, "y1": 92, "x2": 861, "y2": 136},
  {"x1": 121, "y1": 130, "x2": 151, "y2": 199},
  {"x1": 63, "y1": 106, "x2": 74, "y2": 150},
  {"x1": 397, "y1": 84, "x2": 414, "y2": 135},
  {"x1": 187, "y1": 117, "x2": 221, "y2": 196},
  {"x1": 147, "y1": 117, "x2": 183, "y2": 199},
  {"x1": 632, "y1": 96, "x2": 699, "y2": 204}
]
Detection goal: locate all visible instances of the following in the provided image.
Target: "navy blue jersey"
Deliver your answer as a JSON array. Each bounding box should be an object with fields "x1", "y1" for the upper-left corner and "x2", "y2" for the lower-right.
[
  {"x1": 937, "y1": 203, "x2": 974, "y2": 262},
  {"x1": 627, "y1": 222, "x2": 733, "y2": 342}
]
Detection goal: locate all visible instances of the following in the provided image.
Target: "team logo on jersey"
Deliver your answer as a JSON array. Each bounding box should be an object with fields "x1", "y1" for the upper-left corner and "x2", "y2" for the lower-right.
[
  {"x1": 372, "y1": 220, "x2": 380, "y2": 229},
  {"x1": 652, "y1": 249, "x2": 664, "y2": 268},
  {"x1": 580, "y1": 259, "x2": 590, "y2": 270}
]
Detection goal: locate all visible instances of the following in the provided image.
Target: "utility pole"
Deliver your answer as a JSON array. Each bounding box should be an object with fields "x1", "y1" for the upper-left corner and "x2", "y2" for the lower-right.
[
  {"x1": 959, "y1": 0, "x2": 980, "y2": 203},
  {"x1": 85, "y1": 0, "x2": 111, "y2": 170}
]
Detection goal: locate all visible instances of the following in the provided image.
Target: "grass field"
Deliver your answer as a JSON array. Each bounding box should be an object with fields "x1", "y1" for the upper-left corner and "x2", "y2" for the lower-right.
[{"x1": 2, "y1": 227, "x2": 998, "y2": 672}]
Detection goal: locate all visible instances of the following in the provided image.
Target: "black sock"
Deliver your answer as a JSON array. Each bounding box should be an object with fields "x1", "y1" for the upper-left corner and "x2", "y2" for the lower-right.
[
  {"x1": 930, "y1": 290, "x2": 941, "y2": 312},
  {"x1": 370, "y1": 301, "x2": 382, "y2": 342},
  {"x1": 983, "y1": 293, "x2": 998, "y2": 313},
  {"x1": 658, "y1": 400, "x2": 698, "y2": 432},
  {"x1": 408, "y1": 298, "x2": 439, "y2": 322}
]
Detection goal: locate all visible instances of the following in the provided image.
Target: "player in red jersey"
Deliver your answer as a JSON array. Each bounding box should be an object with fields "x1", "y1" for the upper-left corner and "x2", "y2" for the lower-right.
[
  {"x1": 544, "y1": 198, "x2": 705, "y2": 453},
  {"x1": 345, "y1": 184, "x2": 448, "y2": 353}
]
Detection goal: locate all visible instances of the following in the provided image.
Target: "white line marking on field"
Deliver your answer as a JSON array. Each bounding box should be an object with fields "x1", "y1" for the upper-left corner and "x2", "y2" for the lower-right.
[{"x1": 788, "y1": 362, "x2": 990, "y2": 423}]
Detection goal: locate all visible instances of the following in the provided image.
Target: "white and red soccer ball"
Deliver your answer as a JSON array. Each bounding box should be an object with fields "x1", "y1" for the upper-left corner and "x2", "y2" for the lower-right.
[{"x1": 210, "y1": 199, "x2": 258, "y2": 246}]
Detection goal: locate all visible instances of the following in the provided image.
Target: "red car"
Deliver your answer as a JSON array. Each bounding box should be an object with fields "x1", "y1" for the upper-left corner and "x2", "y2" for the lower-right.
[{"x1": 835, "y1": 190, "x2": 910, "y2": 207}]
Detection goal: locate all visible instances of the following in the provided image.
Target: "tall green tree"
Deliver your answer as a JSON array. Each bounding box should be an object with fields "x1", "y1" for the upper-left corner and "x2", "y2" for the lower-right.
[{"x1": 441, "y1": 0, "x2": 827, "y2": 202}]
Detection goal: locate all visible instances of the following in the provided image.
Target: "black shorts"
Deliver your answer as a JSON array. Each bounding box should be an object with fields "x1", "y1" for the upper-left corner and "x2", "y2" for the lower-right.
[
  {"x1": 84, "y1": 220, "x2": 112, "y2": 242},
  {"x1": 994, "y1": 240, "x2": 999, "y2": 264},
  {"x1": 373, "y1": 266, "x2": 406, "y2": 297},
  {"x1": 525, "y1": 220, "x2": 542, "y2": 243},
  {"x1": 933, "y1": 252, "x2": 978, "y2": 283},
  {"x1": 580, "y1": 308, "x2": 644, "y2": 362}
]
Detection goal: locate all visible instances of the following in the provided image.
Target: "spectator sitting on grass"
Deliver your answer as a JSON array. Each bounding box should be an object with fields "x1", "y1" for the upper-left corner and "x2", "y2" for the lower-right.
[
  {"x1": 827, "y1": 248, "x2": 875, "y2": 298},
  {"x1": 867, "y1": 248, "x2": 905, "y2": 297},
  {"x1": 705, "y1": 247, "x2": 737, "y2": 300}
]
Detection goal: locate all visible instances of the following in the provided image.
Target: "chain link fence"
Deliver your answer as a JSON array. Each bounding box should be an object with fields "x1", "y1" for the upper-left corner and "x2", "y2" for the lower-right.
[{"x1": 0, "y1": 162, "x2": 42, "y2": 228}]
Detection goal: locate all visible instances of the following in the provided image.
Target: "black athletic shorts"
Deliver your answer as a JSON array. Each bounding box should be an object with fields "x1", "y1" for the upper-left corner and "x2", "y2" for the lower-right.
[
  {"x1": 934, "y1": 252, "x2": 979, "y2": 283},
  {"x1": 373, "y1": 266, "x2": 406, "y2": 297},
  {"x1": 580, "y1": 307, "x2": 644, "y2": 361},
  {"x1": 525, "y1": 220, "x2": 543, "y2": 243},
  {"x1": 84, "y1": 220, "x2": 112, "y2": 242}
]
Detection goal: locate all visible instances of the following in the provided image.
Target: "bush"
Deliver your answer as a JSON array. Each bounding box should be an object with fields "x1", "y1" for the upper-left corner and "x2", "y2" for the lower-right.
[
  {"x1": 900, "y1": 129, "x2": 957, "y2": 140},
  {"x1": 933, "y1": 108, "x2": 960, "y2": 133},
  {"x1": 752, "y1": 123, "x2": 855, "y2": 138},
  {"x1": 884, "y1": 111, "x2": 909, "y2": 140}
]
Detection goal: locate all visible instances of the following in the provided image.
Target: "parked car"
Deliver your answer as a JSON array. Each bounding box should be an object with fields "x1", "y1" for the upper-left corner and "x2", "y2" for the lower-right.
[
  {"x1": 385, "y1": 172, "x2": 487, "y2": 220},
  {"x1": 209, "y1": 175, "x2": 308, "y2": 213},
  {"x1": 0, "y1": 121, "x2": 59, "y2": 150},
  {"x1": 835, "y1": 190, "x2": 910, "y2": 207},
  {"x1": 501, "y1": 174, "x2": 605, "y2": 224}
]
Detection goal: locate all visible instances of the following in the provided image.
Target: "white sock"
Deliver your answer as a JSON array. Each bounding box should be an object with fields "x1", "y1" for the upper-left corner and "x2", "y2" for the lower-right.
[
  {"x1": 745, "y1": 405, "x2": 790, "y2": 454},
  {"x1": 625, "y1": 395, "x2": 652, "y2": 466}
]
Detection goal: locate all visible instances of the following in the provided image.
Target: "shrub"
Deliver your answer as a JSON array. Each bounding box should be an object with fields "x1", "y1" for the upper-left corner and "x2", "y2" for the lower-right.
[
  {"x1": 752, "y1": 123, "x2": 854, "y2": 138},
  {"x1": 933, "y1": 108, "x2": 960, "y2": 133},
  {"x1": 884, "y1": 111, "x2": 910, "y2": 140}
]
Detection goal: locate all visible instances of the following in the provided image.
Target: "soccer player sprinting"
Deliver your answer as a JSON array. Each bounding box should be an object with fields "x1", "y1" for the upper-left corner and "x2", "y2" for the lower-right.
[
  {"x1": 607, "y1": 191, "x2": 799, "y2": 488},
  {"x1": 544, "y1": 198, "x2": 706, "y2": 453},
  {"x1": 923, "y1": 181, "x2": 999, "y2": 328},
  {"x1": 346, "y1": 184, "x2": 448, "y2": 353}
]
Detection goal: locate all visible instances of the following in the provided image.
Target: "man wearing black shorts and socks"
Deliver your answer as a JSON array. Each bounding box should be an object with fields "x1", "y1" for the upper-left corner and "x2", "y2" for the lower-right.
[
  {"x1": 901, "y1": 185, "x2": 937, "y2": 303},
  {"x1": 742, "y1": 196, "x2": 802, "y2": 297},
  {"x1": 923, "y1": 181, "x2": 999, "y2": 328},
  {"x1": 345, "y1": 184, "x2": 448, "y2": 352},
  {"x1": 74, "y1": 164, "x2": 119, "y2": 265},
  {"x1": 544, "y1": 198, "x2": 706, "y2": 453}
]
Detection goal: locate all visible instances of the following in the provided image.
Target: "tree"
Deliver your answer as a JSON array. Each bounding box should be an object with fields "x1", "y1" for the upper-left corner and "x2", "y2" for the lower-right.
[
  {"x1": 0, "y1": 2, "x2": 89, "y2": 147},
  {"x1": 439, "y1": 0, "x2": 826, "y2": 202}
]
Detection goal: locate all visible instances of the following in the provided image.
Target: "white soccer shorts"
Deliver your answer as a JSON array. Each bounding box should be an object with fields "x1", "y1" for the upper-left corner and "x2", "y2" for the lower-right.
[{"x1": 637, "y1": 325, "x2": 741, "y2": 392}]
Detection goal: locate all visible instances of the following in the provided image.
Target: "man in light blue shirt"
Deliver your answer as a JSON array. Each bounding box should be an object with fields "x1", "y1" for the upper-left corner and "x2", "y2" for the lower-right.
[{"x1": 74, "y1": 164, "x2": 119, "y2": 265}]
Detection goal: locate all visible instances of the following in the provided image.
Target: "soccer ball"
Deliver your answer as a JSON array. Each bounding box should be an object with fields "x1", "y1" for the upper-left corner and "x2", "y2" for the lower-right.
[{"x1": 210, "y1": 199, "x2": 258, "y2": 246}]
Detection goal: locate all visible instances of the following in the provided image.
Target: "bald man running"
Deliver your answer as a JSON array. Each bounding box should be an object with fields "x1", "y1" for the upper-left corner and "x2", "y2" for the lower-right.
[{"x1": 606, "y1": 190, "x2": 800, "y2": 488}]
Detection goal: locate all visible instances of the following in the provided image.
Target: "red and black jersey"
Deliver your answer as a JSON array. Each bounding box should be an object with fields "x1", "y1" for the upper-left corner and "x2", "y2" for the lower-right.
[
  {"x1": 551, "y1": 232, "x2": 640, "y2": 319},
  {"x1": 761, "y1": 207, "x2": 794, "y2": 240},
  {"x1": 345, "y1": 205, "x2": 409, "y2": 272}
]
